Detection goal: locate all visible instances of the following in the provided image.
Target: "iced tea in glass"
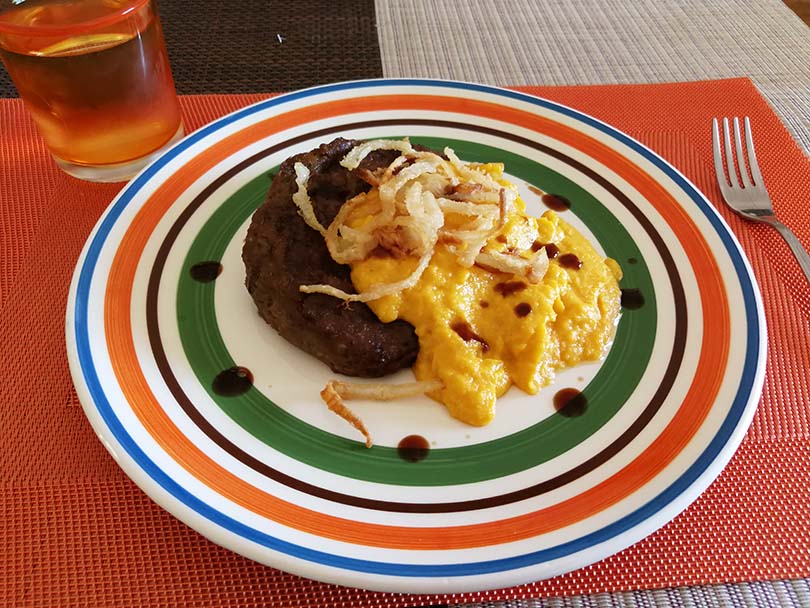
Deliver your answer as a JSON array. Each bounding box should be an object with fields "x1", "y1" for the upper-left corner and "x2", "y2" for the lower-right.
[{"x1": 0, "y1": 0, "x2": 183, "y2": 182}]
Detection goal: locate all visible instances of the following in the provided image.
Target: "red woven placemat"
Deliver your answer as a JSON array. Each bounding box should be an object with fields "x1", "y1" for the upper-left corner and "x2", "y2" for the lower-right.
[{"x1": 1, "y1": 78, "x2": 809, "y2": 607}]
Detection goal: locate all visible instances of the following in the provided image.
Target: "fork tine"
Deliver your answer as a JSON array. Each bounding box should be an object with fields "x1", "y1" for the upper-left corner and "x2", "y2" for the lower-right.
[
  {"x1": 722, "y1": 118, "x2": 741, "y2": 189},
  {"x1": 712, "y1": 118, "x2": 730, "y2": 192},
  {"x1": 732, "y1": 117, "x2": 753, "y2": 188},
  {"x1": 743, "y1": 117, "x2": 765, "y2": 188}
]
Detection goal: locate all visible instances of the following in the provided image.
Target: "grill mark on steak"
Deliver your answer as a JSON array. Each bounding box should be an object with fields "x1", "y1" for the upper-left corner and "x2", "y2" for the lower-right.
[{"x1": 242, "y1": 138, "x2": 419, "y2": 377}]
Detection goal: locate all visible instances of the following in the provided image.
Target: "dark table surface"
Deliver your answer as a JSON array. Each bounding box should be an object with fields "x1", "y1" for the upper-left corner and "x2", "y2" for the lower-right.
[{"x1": 0, "y1": 0, "x2": 383, "y2": 98}]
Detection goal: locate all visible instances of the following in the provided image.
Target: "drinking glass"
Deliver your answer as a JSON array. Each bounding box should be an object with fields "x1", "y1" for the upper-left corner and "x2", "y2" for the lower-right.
[{"x1": 0, "y1": 0, "x2": 184, "y2": 182}]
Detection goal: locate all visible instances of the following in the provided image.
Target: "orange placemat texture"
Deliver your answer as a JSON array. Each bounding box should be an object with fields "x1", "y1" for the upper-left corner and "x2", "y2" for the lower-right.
[{"x1": 1, "y1": 78, "x2": 809, "y2": 607}]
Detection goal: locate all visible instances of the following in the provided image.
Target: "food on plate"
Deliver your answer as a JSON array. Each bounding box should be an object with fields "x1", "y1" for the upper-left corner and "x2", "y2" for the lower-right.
[
  {"x1": 321, "y1": 378, "x2": 443, "y2": 447},
  {"x1": 244, "y1": 138, "x2": 622, "y2": 446}
]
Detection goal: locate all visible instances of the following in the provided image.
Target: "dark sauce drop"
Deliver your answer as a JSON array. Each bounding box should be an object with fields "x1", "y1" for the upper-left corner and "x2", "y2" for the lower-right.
[
  {"x1": 494, "y1": 281, "x2": 528, "y2": 297},
  {"x1": 621, "y1": 288, "x2": 645, "y2": 310},
  {"x1": 541, "y1": 193, "x2": 572, "y2": 212},
  {"x1": 627, "y1": 257, "x2": 638, "y2": 265},
  {"x1": 190, "y1": 261, "x2": 223, "y2": 283},
  {"x1": 558, "y1": 253, "x2": 582, "y2": 270},
  {"x1": 531, "y1": 241, "x2": 559, "y2": 259},
  {"x1": 397, "y1": 435, "x2": 430, "y2": 462},
  {"x1": 212, "y1": 366, "x2": 253, "y2": 396},
  {"x1": 480, "y1": 300, "x2": 490, "y2": 308},
  {"x1": 515, "y1": 302, "x2": 532, "y2": 317},
  {"x1": 451, "y1": 320, "x2": 489, "y2": 352},
  {"x1": 553, "y1": 388, "x2": 588, "y2": 418},
  {"x1": 496, "y1": 235, "x2": 508, "y2": 243}
]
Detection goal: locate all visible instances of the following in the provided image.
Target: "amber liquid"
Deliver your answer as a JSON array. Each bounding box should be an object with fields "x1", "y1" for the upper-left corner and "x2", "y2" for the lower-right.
[{"x1": 0, "y1": 1, "x2": 181, "y2": 167}]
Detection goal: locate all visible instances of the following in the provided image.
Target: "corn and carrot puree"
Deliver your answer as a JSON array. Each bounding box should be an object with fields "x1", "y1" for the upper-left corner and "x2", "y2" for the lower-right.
[{"x1": 351, "y1": 191, "x2": 622, "y2": 426}]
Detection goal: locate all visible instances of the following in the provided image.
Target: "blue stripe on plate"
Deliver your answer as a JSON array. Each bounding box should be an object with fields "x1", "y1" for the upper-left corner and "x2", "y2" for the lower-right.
[{"x1": 72, "y1": 79, "x2": 761, "y2": 578}]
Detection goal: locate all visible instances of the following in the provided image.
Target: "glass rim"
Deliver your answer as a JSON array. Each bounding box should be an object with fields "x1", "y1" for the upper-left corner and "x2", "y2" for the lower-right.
[{"x1": 0, "y1": 0, "x2": 150, "y2": 37}]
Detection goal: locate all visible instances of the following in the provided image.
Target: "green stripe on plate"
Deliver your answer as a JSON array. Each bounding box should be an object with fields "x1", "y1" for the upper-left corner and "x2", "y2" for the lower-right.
[{"x1": 174, "y1": 139, "x2": 656, "y2": 485}]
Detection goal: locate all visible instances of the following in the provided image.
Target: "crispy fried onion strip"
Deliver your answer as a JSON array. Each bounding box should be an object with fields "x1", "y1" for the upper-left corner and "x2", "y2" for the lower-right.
[
  {"x1": 292, "y1": 162, "x2": 327, "y2": 236},
  {"x1": 321, "y1": 379, "x2": 443, "y2": 448},
  {"x1": 476, "y1": 247, "x2": 550, "y2": 283},
  {"x1": 299, "y1": 243, "x2": 435, "y2": 302},
  {"x1": 339, "y1": 138, "x2": 418, "y2": 170},
  {"x1": 443, "y1": 188, "x2": 516, "y2": 268},
  {"x1": 444, "y1": 147, "x2": 503, "y2": 191},
  {"x1": 323, "y1": 194, "x2": 378, "y2": 264},
  {"x1": 294, "y1": 139, "x2": 547, "y2": 302},
  {"x1": 320, "y1": 383, "x2": 373, "y2": 448}
]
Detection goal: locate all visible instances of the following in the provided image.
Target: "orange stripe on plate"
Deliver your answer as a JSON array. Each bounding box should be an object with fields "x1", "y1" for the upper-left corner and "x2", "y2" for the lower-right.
[{"x1": 104, "y1": 94, "x2": 729, "y2": 550}]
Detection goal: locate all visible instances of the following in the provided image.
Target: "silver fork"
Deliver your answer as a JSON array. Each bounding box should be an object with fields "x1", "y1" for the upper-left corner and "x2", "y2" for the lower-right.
[{"x1": 712, "y1": 116, "x2": 810, "y2": 283}]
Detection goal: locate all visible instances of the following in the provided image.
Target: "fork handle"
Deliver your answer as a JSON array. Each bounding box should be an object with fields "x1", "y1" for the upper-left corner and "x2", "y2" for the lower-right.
[{"x1": 760, "y1": 216, "x2": 810, "y2": 283}]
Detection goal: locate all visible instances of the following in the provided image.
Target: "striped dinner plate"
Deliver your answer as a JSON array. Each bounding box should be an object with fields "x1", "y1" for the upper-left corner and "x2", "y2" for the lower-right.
[{"x1": 66, "y1": 79, "x2": 766, "y2": 593}]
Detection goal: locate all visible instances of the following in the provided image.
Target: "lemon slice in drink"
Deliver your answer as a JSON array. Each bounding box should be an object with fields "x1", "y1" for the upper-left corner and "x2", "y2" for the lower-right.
[{"x1": 35, "y1": 33, "x2": 130, "y2": 57}]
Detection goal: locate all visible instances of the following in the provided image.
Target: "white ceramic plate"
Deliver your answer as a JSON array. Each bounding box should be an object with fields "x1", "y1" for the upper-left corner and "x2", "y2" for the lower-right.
[{"x1": 66, "y1": 79, "x2": 766, "y2": 593}]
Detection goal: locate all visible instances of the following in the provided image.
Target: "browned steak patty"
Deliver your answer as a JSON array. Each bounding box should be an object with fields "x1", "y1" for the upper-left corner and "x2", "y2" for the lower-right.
[{"x1": 242, "y1": 138, "x2": 419, "y2": 377}]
